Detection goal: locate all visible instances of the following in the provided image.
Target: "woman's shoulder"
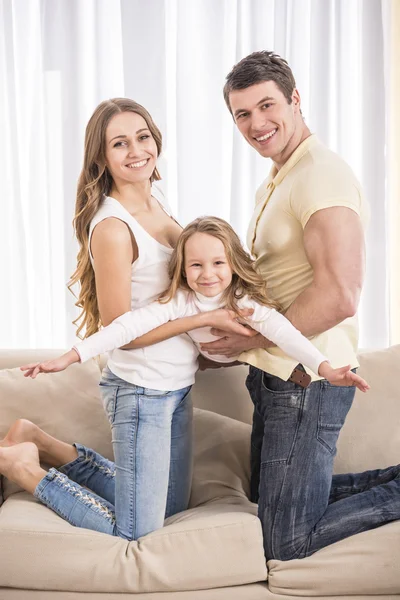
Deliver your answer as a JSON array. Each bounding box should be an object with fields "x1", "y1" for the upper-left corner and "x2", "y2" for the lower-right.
[
  {"x1": 91, "y1": 196, "x2": 126, "y2": 224},
  {"x1": 90, "y1": 218, "x2": 133, "y2": 264},
  {"x1": 89, "y1": 197, "x2": 136, "y2": 241}
]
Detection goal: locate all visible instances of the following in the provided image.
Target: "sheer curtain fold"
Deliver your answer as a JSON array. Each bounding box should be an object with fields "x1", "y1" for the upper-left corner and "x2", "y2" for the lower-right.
[
  {"x1": 385, "y1": 0, "x2": 400, "y2": 345},
  {"x1": 0, "y1": 0, "x2": 393, "y2": 349}
]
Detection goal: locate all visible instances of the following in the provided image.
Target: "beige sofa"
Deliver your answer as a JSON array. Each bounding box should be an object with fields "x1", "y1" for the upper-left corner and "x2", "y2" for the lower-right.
[{"x1": 0, "y1": 346, "x2": 399, "y2": 600}]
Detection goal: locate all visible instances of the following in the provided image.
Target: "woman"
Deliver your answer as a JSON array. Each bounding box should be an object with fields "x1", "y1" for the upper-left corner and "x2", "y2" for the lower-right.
[{"x1": 0, "y1": 98, "x2": 249, "y2": 540}]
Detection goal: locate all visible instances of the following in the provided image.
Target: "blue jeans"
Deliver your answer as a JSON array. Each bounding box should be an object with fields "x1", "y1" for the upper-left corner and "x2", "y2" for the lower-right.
[
  {"x1": 246, "y1": 365, "x2": 400, "y2": 560},
  {"x1": 34, "y1": 367, "x2": 193, "y2": 540}
]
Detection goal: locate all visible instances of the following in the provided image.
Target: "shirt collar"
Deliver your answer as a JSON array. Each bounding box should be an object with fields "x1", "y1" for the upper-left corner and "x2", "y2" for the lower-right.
[
  {"x1": 268, "y1": 134, "x2": 319, "y2": 186},
  {"x1": 194, "y1": 291, "x2": 223, "y2": 306}
]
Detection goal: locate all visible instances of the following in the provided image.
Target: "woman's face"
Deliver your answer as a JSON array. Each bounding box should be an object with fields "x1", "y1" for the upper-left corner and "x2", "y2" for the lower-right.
[{"x1": 104, "y1": 111, "x2": 158, "y2": 186}]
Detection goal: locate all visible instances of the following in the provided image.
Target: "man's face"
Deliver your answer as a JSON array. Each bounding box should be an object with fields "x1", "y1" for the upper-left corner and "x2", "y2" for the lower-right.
[{"x1": 229, "y1": 81, "x2": 301, "y2": 162}]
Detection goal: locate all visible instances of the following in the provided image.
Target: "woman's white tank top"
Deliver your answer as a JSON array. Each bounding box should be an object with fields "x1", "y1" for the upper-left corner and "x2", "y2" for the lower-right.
[{"x1": 87, "y1": 187, "x2": 198, "y2": 391}]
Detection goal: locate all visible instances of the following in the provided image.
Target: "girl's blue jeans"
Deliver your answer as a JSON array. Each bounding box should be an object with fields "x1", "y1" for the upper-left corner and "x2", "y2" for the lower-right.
[{"x1": 34, "y1": 367, "x2": 193, "y2": 540}]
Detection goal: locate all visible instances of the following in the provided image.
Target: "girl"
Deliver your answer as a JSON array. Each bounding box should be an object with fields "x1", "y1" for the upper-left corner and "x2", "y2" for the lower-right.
[{"x1": 22, "y1": 217, "x2": 369, "y2": 393}]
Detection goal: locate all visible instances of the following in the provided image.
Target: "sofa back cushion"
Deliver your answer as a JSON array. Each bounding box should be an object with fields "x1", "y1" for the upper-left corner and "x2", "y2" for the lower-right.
[
  {"x1": 0, "y1": 345, "x2": 399, "y2": 480},
  {"x1": 334, "y1": 344, "x2": 400, "y2": 472},
  {"x1": 0, "y1": 358, "x2": 113, "y2": 463}
]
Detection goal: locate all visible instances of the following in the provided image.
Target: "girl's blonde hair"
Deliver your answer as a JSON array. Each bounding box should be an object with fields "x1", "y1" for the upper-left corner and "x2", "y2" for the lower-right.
[
  {"x1": 160, "y1": 216, "x2": 280, "y2": 312},
  {"x1": 68, "y1": 98, "x2": 162, "y2": 339}
]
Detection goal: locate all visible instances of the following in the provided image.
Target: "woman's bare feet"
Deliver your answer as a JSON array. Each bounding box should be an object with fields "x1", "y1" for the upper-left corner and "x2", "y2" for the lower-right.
[
  {"x1": 1, "y1": 419, "x2": 39, "y2": 448},
  {"x1": 0, "y1": 442, "x2": 46, "y2": 495},
  {"x1": 0, "y1": 419, "x2": 77, "y2": 466}
]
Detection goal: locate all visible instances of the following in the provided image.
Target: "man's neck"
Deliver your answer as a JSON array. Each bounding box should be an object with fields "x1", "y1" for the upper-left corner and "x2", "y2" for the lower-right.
[{"x1": 273, "y1": 123, "x2": 312, "y2": 172}]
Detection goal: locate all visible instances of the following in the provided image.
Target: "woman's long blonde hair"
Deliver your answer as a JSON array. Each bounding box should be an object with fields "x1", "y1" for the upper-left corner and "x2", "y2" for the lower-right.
[
  {"x1": 68, "y1": 98, "x2": 162, "y2": 339},
  {"x1": 160, "y1": 216, "x2": 280, "y2": 313}
]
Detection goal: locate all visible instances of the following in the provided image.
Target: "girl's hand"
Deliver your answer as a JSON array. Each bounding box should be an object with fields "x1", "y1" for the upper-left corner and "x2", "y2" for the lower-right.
[
  {"x1": 204, "y1": 308, "x2": 255, "y2": 337},
  {"x1": 20, "y1": 349, "x2": 80, "y2": 379},
  {"x1": 318, "y1": 362, "x2": 370, "y2": 393}
]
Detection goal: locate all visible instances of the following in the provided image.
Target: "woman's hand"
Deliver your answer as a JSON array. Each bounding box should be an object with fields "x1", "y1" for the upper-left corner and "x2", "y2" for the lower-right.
[
  {"x1": 318, "y1": 362, "x2": 370, "y2": 392},
  {"x1": 204, "y1": 308, "x2": 255, "y2": 337},
  {"x1": 20, "y1": 349, "x2": 80, "y2": 379}
]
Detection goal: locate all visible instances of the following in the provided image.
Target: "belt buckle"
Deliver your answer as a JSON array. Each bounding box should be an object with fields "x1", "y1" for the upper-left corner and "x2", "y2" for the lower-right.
[{"x1": 289, "y1": 367, "x2": 311, "y2": 388}]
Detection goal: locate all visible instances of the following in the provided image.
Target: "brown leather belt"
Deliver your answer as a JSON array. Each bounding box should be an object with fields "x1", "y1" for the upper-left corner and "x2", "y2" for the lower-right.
[{"x1": 288, "y1": 367, "x2": 311, "y2": 388}]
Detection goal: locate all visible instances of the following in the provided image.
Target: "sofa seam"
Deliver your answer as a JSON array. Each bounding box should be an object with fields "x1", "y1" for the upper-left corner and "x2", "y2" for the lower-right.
[{"x1": 0, "y1": 514, "x2": 261, "y2": 540}]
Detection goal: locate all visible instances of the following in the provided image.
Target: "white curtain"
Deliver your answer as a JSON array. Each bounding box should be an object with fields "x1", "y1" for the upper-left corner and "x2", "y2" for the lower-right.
[{"x1": 0, "y1": 0, "x2": 393, "y2": 349}]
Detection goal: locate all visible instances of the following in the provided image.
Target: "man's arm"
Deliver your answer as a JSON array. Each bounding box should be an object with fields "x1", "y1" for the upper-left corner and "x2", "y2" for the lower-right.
[
  {"x1": 283, "y1": 206, "x2": 365, "y2": 335},
  {"x1": 201, "y1": 206, "x2": 365, "y2": 356}
]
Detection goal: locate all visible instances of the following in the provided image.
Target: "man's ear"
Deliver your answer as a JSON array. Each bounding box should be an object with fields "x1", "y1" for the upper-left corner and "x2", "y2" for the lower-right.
[{"x1": 292, "y1": 88, "x2": 301, "y2": 112}]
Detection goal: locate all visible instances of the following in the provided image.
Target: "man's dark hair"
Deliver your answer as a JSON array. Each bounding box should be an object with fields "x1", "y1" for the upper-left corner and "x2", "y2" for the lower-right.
[{"x1": 223, "y1": 51, "x2": 296, "y2": 114}]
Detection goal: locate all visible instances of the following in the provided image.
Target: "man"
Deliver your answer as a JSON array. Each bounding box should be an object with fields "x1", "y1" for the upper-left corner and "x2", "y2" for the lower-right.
[{"x1": 201, "y1": 50, "x2": 400, "y2": 560}]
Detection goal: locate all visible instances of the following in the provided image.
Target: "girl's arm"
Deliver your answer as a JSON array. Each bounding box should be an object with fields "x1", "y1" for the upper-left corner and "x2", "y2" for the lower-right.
[
  {"x1": 120, "y1": 318, "x2": 212, "y2": 350},
  {"x1": 20, "y1": 299, "x2": 190, "y2": 377},
  {"x1": 20, "y1": 303, "x2": 254, "y2": 377},
  {"x1": 243, "y1": 302, "x2": 369, "y2": 392}
]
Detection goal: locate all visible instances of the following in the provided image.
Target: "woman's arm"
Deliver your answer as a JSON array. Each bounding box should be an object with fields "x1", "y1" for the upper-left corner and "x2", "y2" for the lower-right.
[
  {"x1": 90, "y1": 218, "x2": 135, "y2": 324},
  {"x1": 120, "y1": 307, "x2": 256, "y2": 351},
  {"x1": 120, "y1": 315, "x2": 238, "y2": 350}
]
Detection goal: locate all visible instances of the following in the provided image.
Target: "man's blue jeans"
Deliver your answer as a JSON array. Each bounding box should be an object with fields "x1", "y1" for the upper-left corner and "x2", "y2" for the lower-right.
[
  {"x1": 34, "y1": 367, "x2": 193, "y2": 540},
  {"x1": 246, "y1": 365, "x2": 400, "y2": 560}
]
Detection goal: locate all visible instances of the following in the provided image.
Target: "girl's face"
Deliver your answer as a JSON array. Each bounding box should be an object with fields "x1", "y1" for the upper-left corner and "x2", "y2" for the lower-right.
[
  {"x1": 184, "y1": 232, "x2": 233, "y2": 297},
  {"x1": 105, "y1": 111, "x2": 158, "y2": 186}
]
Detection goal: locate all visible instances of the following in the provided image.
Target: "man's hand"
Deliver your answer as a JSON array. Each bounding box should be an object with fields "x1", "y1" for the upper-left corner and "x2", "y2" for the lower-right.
[{"x1": 200, "y1": 330, "x2": 274, "y2": 358}]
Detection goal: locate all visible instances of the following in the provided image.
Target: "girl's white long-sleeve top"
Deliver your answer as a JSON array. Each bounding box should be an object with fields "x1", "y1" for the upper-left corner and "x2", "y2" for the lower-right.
[{"x1": 74, "y1": 290, "x2": 328, "y2": 385}]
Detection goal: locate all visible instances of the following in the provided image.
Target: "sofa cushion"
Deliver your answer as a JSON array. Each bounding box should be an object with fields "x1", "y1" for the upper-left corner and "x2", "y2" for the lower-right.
[
  {"x1": 189, "y1": 408, "x2": 252, "y2": 507},
  {"x1": 0, "y1": 407, "x2": 266, "y2": 593},
  {"x1": 0, "y1": 360, "x2": 111, "y2": 456},
  {"x1": 0, "y1": 491, "x2": 266, "y2": 593},
  {"x1": 334, "y1": 344, "x2": 400, "y2": 473},
  {"x1": 268, "y1": 520, "x2": 400, "y2": 596}
]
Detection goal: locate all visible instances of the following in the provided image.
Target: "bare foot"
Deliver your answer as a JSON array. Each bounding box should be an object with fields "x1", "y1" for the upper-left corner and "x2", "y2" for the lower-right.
[
  {"x1": 0, "y1": 419, "x2": 77, "y2": 466},
  {"x1": 0, "y1": 442, "x2": 46, "y2": 494},
  {"x1": 1, "y1": 419, "x2": 40, "y2": 448}
]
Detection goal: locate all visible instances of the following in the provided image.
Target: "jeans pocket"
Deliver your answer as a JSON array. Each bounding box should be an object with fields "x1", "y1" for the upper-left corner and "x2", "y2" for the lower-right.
[
  {"x1": 261, "y1": 370, "x2": 303, "y2": 395},
  {"x1": 317, "y1": 385, "x2": 355, "y2": 454},
  {"x1": 99, "y1": 383, "x2": 118, "y2": 425},
  {"x1": 260, "y1": 392, "x2": 303, "y2": 466}
]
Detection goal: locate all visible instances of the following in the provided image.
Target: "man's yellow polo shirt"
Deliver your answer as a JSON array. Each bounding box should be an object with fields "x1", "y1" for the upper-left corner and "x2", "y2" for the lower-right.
[{"x1": 240, "y1": 134, "x2": 369, "y2": 381}]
